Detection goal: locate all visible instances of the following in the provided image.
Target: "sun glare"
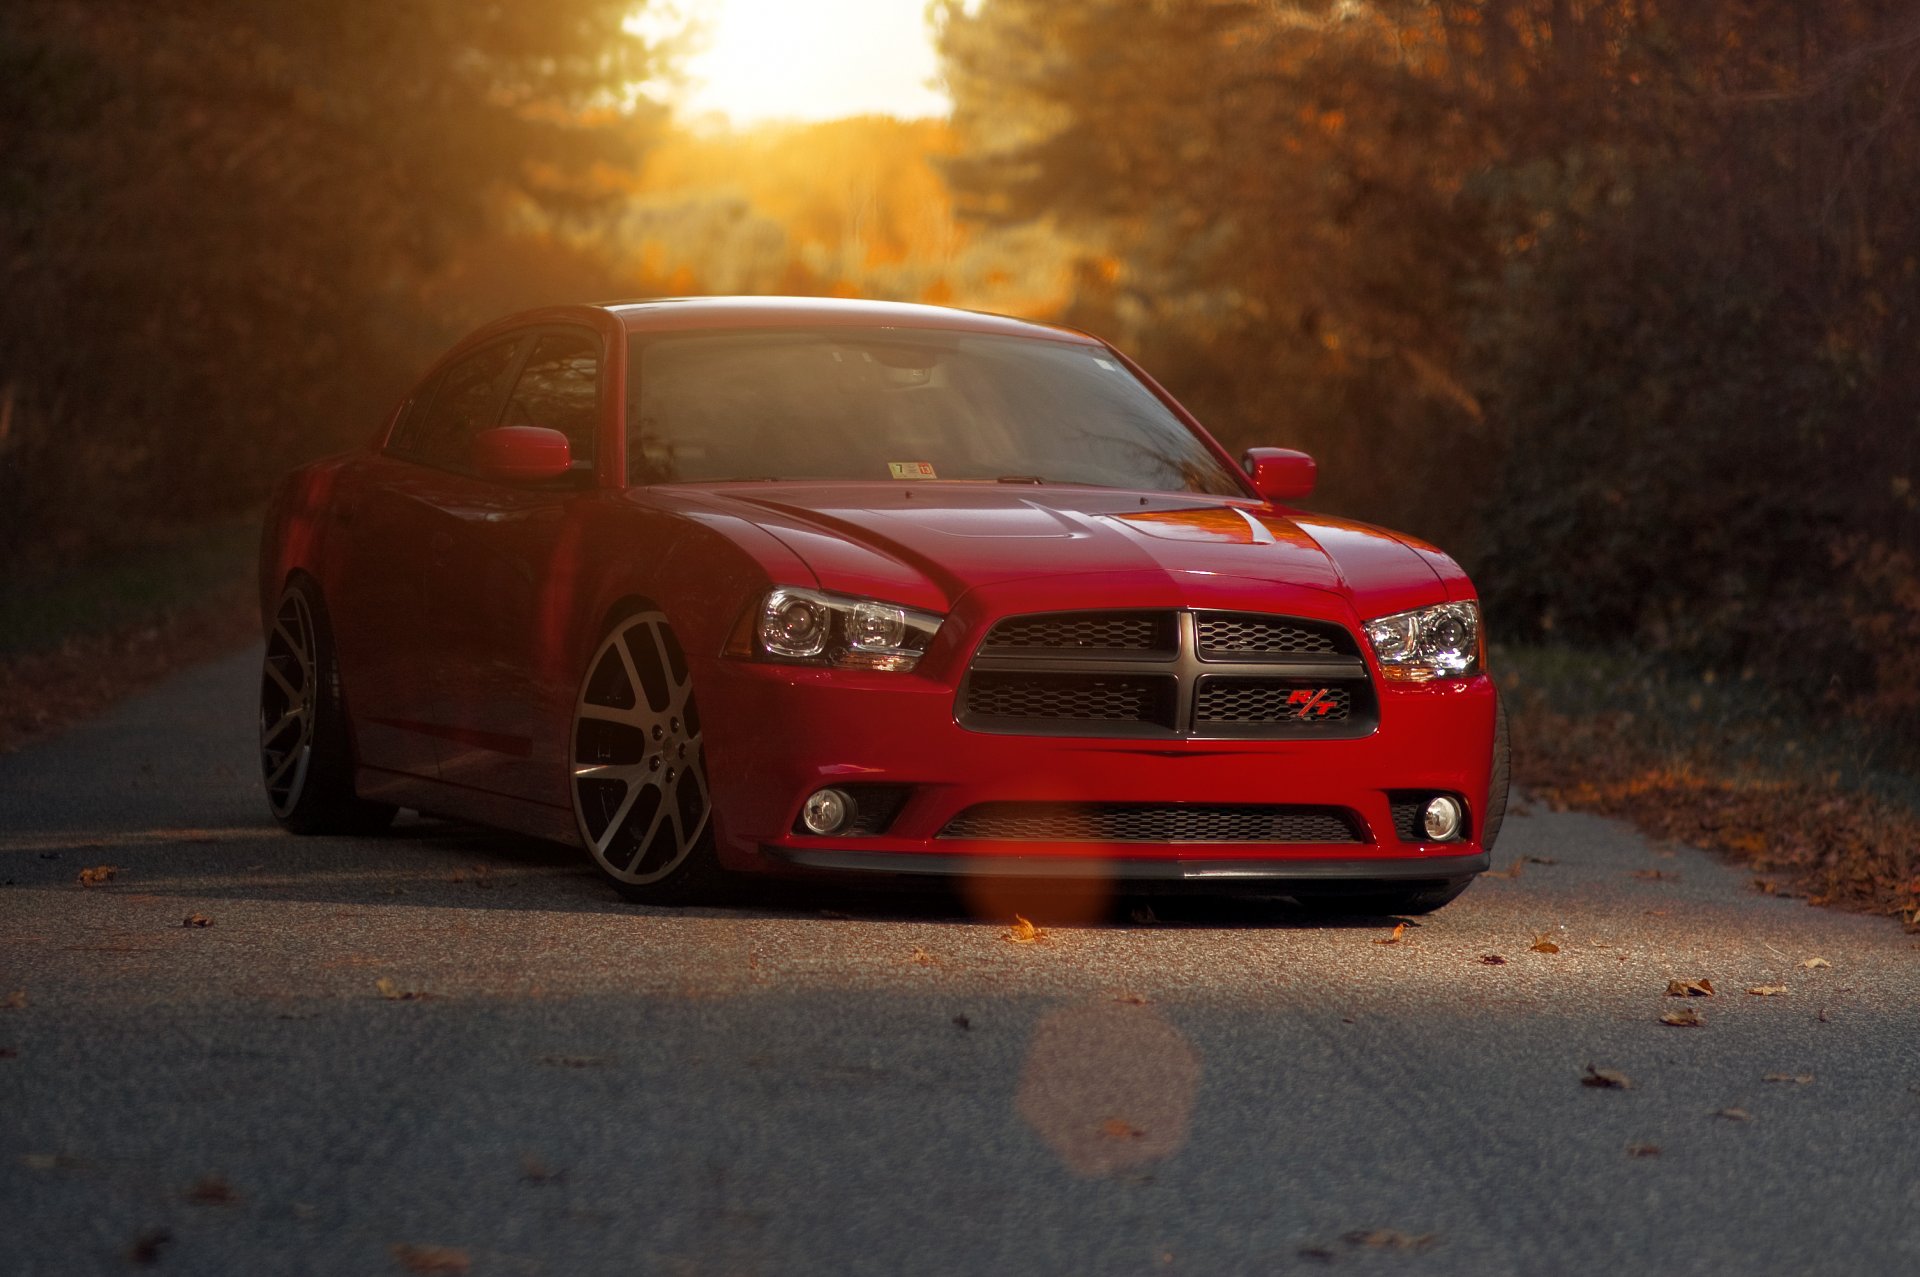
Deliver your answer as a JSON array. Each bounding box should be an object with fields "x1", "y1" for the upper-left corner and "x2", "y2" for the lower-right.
[{"x1": 661, "y1": 0, "x2": 950, "y2": 126}]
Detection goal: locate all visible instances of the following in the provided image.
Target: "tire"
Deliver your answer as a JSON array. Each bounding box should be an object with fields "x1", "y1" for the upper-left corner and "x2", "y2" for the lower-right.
[
  {"x1": 1481, "y1": 689, "x2": 1512, "y2": 852},
  {"x1": 259, "y1": 579, "x2": 398, "y2": 835},
  {"x1": 1298, "y1": 877, "x2": 1475, "y2": 917},
  {"x1": 570, "y1": 609, "x2": 723, "y2": 904}
]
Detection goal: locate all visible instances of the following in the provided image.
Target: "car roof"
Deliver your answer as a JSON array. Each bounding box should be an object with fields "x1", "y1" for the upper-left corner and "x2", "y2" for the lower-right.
[{"x1": 597, "y1": 295, "x2": 1102, "y2": 345}]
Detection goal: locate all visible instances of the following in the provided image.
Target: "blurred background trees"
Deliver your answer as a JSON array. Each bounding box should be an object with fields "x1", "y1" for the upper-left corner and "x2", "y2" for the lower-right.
[
  {"x1": 0, "y1": 0, "x2": 672, "y2": 567},
  {"x1": 2, "y1": 0, "x2": 1915, "y2": 749}
]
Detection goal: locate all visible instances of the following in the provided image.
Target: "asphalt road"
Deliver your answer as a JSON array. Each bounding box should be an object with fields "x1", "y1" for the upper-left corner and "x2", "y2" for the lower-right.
[{"x1": 3, "y1": 648, "x2": 1918, "y2": 1276}]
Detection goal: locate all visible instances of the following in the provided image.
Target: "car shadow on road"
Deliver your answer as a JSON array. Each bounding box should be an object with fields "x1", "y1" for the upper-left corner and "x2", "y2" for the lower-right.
[{"x1": 2, "y1": 811, "x2": 1413, "y2": 931}]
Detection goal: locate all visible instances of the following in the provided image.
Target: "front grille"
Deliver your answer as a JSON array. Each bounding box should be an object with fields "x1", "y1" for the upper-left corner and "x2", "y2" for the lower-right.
[
  {"x1": 1196, "y1": 614, "x2": 1348, "y2": 658},
  {"x1": 981, "y1": 611, "x2": 1174, "y2": 656},
  {"x1": 963, "y1": 672, "x2": 1176, "y2": 727},
  {"x1": 940, "y1": 802, "x2": 1364, "y2": 844},
  {"x1": 1195, "y1": 680, "x2": 1354, "y2": 724},
  {"x1": 959, "y1": 608, "x2": 1377, "y2": 740}
]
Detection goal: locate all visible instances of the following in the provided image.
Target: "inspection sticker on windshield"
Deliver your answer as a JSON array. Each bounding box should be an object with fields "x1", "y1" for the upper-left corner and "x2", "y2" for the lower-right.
[{"x1": 889, "y1": 461, "x2": 938, "y2": 480}]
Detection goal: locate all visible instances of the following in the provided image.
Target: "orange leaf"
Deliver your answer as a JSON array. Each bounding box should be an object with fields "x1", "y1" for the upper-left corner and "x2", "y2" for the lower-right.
[
  {"x1": 1659, "y1": 1008, "x2": 1704, "y2": 1027},
  {"x1": 1581, "y1": 1065, "x2": 1632, "y2": 1089},
  {"x1": 1003, "y1": 915, "x2": 1047, "y2": 945},
  {"x1": 1374, "y1": 922, "x2": 1408, "y2": 946},
  {"x1": 1746, "y1": 985, "x2": 1789, "y2": 997},
  {"x1": 1665, "y1": 978, "x2": 1715, "y2": 997},
  {"x1": 182, "y1": 914, "x2": 213, "y2": 928},
  {"x1": 1099, "y1": 1118, "x2": 1144, "y2": 1140},
  {"x1": 390, "y1": 1245, "x2": 470, "y2": 1275},
  {"x1": 77, "y1": 865, "x2": 117, "y2": 887},
  {"x1": 1530, "y1": 933, "x2": 1561, "y2": 954}
]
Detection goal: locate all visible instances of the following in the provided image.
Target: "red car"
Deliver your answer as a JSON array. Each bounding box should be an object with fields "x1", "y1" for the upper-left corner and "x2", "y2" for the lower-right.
[{"x1": 258, "y1": 297, "x2": 1508, "y2": 912}]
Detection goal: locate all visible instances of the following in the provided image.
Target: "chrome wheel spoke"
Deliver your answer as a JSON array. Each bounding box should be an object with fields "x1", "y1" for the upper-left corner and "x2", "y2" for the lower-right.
[{"x1": 592, "y1": 781, "x2": 646, "y2": 857}]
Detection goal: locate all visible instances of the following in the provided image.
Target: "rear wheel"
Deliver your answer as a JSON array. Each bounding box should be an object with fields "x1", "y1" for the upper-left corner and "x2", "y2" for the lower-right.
[
  {"x1": 570, "y1": 610, "x2": 722, "y2": 904},
  {"x1": 259, "y1": 580, "x2": 396, "y2": 835}
]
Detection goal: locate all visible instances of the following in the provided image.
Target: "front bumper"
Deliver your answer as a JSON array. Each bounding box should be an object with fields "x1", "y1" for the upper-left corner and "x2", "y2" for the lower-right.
[{"x1": 699, "y1": 657, "x2": 1498, "y2": 882}]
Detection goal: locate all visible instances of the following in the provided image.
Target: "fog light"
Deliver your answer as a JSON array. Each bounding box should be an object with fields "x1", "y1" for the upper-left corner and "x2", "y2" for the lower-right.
[
  {"x1": 801, "y1": 788, "x2": 855, "y2": 835},
  {"x1": 1423, "y1": 796, "x2": 1463, "y2": 842}
]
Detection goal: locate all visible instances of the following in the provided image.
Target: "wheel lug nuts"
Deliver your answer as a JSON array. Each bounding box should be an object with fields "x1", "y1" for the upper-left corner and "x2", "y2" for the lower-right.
[
  {"x1": 651, "y1": 724, "x2": 664, "y2": 741},
  {"x1": 670, "y1": 717, "x2": 681, "y2": 732},
  {"x1": 648, "y1": 756, "x2": 661, "y2": 771}
]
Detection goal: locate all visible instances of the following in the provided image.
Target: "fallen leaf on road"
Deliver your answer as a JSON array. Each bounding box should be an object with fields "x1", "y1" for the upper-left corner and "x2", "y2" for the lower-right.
[
  {"x1": 182, "y1": 914, "x2": 213, "y2": 928},
  {"x1": 128, "y1": 1228, "x2": 173, "y2": 1266},
  {"x1": 1660, "y1": 1008, "x2": 1705, "y2": 1027},
  {"x1": 1752, "y1": 878, "x2": 1780, "y2": 895},
  {"x1": 1530, "y1": 933, "x2": 1561, "y2": 954},
  {"x1": 1762, "y1": 1073, "x2": 1814, "y2": 1085},
  {"x1": 1004, "y1": 915, "x2": 1048, "y2": 945},
  {"x1": 1481, "y1": 859, "x2": 1525, "y2": 880},
  {"x1": 1114, "y1": 993, "x2": 1150, "y2": 1005},
  {"x1": 1626, "y1": 1144, "x2": 1661, "y2": 1158},
  {"x1": 77, "y1": 865, "x2": 117, "y2": 886},
  {"x1": 1478, "y1": 954, "x2": 1507, "y2": 965},
  {"x1": 521, "y1": 1156, "x2": 567, "y2": 1184},
  {"x1": 1524, "y1": 855, "x2": 1559, "y2": 865},
  {"x1": 536, "y1": 1054, "x2": 609, "y2": 1069},
  {"x1": 1374, "y1": 922, "x2": 1408, "y2": 945},
  {"x1": 909, "y1": 947, "x2": 938, "y2": 966},
  {"x1": 1582, "y1": 1065, "x2": 1633, "y2": 1089},
  {"x1": 1800, "y1": 957, "x2": 1831, "y2": 970},
  {"x1": 1099, "y1": 1118, "x2": 1144, "y2": 1140},
  {"x1": 1631, "y1": 869, "x2": 1680, "y2": 881},
  {"x1": 391, "y1": 1244, "x2": 470, "y2": 1274},
  {"x1": 1297, "y1": 1246, "x2": 1338, "y2": 1263},
  {"x1": 2, "y1": 990, "x2": 25, "y2": 1011},
  {"x1": 1343, "y1": 1230, "x2": 1439, "y2": 1252},
  {"x1": 1666, "y1": 978, "x2": 1715, "y2": 997},
  {"x1": 1747, "y1": 985, "x2": 1789, "y2": 997},
  {"x1": 186, "y1": 1175, "x2": 237, "y2": 1205},
  {"x1": 374, "y1": 978, "x2": 429, "y2": 1002},
  {"x1": 951, "y1": 1014, "x2": 971, "y2": 1031},
  {"x1": 1714, "y1": 1107, "x2": 1752, "y2": 1122}
]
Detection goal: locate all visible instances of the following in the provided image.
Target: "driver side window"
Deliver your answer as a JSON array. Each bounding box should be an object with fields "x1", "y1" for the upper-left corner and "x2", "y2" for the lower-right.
[
  {"x1": 403, "y1": 337, "x2": 523, "y2": 470},
  {"x1": 503, "y1": 330, "x2": 599, "y2": 467}
]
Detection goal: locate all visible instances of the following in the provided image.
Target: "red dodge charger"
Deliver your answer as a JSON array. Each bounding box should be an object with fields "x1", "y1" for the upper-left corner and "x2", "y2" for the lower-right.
[{"x1": 259, "y1": 297, "x2": 1507, "y2": 910}]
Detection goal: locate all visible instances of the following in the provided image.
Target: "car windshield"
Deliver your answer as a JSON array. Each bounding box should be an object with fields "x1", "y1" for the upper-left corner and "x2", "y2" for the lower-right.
[{"x1": 626, "y1": 327, "x2": 1246, "y2": 495}]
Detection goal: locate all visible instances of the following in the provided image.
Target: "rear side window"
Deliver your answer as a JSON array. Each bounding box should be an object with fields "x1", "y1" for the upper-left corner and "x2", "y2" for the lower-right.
[
  {"x1": 401, "y1": 338, "x2": 522, "y2": 469},
  {"x1": 503, "y1": 330, "x2": 599, "y2": 465}
]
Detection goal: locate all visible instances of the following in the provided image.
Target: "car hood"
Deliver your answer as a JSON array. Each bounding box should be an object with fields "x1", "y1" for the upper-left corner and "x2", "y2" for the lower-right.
[{"x1": 671, "y1": 483, "x2": 1450, "y2": 620}]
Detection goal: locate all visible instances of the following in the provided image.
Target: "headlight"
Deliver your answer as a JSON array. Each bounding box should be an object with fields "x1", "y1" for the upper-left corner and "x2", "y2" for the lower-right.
[
  {"x1": 755, "y1": 587, "x2": 943, "y2": 672},
  {"x1": 1364, "y1": 602, "x2": 1480, "y2": 682}
]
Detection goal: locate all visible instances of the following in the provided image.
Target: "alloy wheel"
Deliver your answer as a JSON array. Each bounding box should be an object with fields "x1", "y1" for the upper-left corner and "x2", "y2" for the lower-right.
[
  {"x1": 259, "y1": 588, "x2": 318, "y2": 817},
  {"x1": 572, "y1": 612, "x2": 712, "y2": 885}
]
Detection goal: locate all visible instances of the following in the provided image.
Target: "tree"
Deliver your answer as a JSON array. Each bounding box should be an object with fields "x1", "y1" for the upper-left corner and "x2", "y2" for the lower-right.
[{"x1": 0, "y1": 0, "x2": 676, "y2": 567}]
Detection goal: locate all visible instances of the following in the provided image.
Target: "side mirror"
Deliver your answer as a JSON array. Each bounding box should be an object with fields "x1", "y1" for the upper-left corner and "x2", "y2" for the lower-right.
[
  {"x1": 1241, "y1": 447, "x2": 1316, "y2": 503},
  {"x1": 472, "y1": 426, "x2": 572, "y2": 484}
]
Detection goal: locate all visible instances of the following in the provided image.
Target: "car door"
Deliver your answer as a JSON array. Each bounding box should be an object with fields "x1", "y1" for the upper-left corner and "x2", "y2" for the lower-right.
[
  {"x1": 417, "y1": 325, "x2": 606, "y2": 808},
  {"x1": 328, "y1": 337, "x2": 525, "y2": 782}
]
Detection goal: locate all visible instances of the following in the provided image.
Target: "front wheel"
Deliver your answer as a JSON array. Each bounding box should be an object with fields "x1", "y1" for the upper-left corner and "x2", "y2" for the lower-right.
[{"x1": 570, "y1": 610, "x2": 723, "y2": 904}]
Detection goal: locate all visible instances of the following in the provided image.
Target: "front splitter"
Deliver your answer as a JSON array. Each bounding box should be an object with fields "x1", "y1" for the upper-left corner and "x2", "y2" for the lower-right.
[{"x1": 762, "y1": 847, "x2": 1488, "y2": 882}]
